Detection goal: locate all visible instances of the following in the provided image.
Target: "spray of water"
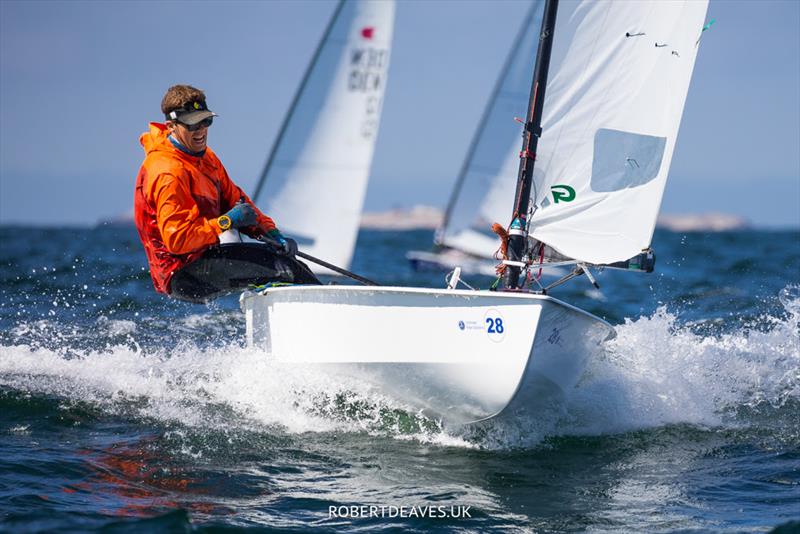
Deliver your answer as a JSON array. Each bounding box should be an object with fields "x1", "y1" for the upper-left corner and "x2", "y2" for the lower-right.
[{"x1": 1, "y1": 286, "x2": 798, "y2": 450}]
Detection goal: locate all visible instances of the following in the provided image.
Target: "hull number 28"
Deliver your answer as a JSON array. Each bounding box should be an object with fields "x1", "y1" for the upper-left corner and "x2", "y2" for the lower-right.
[
  {"x1": 484, "y1": 310, "x2": 506, "y2": 343},
  {"x1": 486, "y1": 317, "x2": 504, "y2": 334}
]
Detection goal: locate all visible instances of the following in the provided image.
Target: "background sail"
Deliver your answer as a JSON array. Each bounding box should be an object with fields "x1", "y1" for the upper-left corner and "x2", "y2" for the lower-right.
[
  {"x1": 529, "y1": 0, "x2": 709, "y2": 265},
  {"x1": 437, "y1": 1, "x2": 543, "y2": 259},
  {"x1": 254, "y1": 0, "x2": 394, "y2": 271}
]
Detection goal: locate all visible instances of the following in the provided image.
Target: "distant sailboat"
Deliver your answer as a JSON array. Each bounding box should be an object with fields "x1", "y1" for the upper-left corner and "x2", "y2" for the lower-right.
[
  {"x1": 250, "y1": 0, "x2": 394, "y2": 274},
  {"x1": 242, "y1": 0, "x2": 710, "y2": 426},
  {"x1": 407, "y1": 1, "x2": 544, "y2": 276}
]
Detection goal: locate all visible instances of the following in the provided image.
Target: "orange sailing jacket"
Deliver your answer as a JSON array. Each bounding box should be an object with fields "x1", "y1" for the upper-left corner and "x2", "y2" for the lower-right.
[{"x1": 134, "y1": 122, "x2": 277, "y2": 294}]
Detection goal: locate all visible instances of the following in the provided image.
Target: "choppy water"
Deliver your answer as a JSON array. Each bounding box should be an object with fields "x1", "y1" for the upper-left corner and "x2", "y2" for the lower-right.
[{"x1": 1, "y1": 224, "x2": 798, "y2": 532}]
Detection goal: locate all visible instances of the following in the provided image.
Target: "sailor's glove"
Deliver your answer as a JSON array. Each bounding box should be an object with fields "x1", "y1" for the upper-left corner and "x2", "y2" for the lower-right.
[
  {"x1": 266, "y1": 230, "x2": 298, "y2": 257},
  {"x1": 218, "y1": 202, "x2": 257, "y2": 230},
  {"x1": 280, "y1": 237, "x2": 298, "y2": 257}
]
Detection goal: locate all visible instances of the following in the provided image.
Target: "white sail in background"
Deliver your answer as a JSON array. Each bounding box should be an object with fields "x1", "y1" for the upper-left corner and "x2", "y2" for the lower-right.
[
  {"x1": 529, "y1": 0, "x2": 709, "y2": 264},
  {"x1": 437, "y1": 1, "x2": 543, "y2": 259},
  {"x1": 254, "y1": 0, "x2": 394, "y2": 272}
]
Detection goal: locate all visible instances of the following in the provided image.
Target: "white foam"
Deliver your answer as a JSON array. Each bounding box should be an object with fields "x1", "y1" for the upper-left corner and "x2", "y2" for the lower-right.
[
  {"x1": 0, "y1": 340, "x2": 449, "y2": 442},
  {"x1": 564, "y1": 286, "x2": 799, "y2": 436}
]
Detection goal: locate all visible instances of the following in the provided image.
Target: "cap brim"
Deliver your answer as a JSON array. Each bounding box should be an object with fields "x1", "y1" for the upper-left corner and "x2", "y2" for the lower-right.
[{"x1": 177, "y1": 110, "x2": 217, "y2": 125}]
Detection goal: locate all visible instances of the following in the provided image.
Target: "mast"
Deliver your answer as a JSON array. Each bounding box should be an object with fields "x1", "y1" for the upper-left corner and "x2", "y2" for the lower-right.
[
  {"x1": 252, "y1": 0, "x2": 346, "y2": 204},
  {"x1": 436, "y1": 1, "x2": 540, "y2": 247},
  {"x1": 502, "y1": 0, "x2": 559, "y2": 289}
]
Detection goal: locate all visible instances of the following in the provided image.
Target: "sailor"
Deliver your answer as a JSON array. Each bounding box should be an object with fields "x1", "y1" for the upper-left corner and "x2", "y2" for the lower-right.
[{"x1": 133, "y1": 84, "x2": 319, "y2": 303}]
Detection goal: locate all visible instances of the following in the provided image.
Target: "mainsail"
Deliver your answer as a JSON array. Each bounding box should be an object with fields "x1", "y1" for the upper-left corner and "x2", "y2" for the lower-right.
[
  {"x1": 252, "y1": 0, "x2": 394, "y2": 271},
  {"x1": 527, "y1": 0, "x2": 709, "y2": 265},
  {"x1": 436, "y1": 1, "x2": 544, "y2": 259}
]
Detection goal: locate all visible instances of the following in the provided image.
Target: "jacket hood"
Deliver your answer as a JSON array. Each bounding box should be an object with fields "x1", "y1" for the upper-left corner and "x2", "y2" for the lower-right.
[{"x1": 140, "y1": 122, "x2": 173, "y2": 156}]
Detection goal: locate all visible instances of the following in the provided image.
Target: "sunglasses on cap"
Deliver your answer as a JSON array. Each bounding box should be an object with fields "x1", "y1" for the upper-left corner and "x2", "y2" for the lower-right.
[{"x1": 177, "y1": 117, "x2": 213, "y2": 131}]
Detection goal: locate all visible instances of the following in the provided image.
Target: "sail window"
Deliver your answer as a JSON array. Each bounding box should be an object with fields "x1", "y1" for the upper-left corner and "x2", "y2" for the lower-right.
[{"x1": 590, "y1": 128, "x2": 666, "y2": 192}]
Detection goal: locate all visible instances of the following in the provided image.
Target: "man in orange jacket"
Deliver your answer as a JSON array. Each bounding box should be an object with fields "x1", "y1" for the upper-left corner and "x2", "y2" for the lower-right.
[{"x1": 134, "y1": 84, "x2": 318, "y2": 302}]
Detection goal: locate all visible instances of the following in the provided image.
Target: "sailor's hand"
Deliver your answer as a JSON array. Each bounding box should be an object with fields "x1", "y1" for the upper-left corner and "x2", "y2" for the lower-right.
[
  {"x1": 264, "y1": 230, "x2": 298, "y2": 257},
  {"x1": 219, "y1": 202, "x2": 257, "y2": 230},
  {"x1": 280, "y1": 236, "x2": 298, "y2": 258}
]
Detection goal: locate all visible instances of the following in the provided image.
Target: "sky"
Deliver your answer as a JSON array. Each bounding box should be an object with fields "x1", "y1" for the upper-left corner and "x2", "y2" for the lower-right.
[{"x1": 0, "y1": 0, "x2": 798, "y2": 228}]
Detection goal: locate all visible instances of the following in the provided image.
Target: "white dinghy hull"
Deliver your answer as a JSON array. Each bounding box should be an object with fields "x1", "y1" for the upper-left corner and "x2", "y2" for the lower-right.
[{"x1": 241, "y1": 286, "x2": 614, "y2": 425}]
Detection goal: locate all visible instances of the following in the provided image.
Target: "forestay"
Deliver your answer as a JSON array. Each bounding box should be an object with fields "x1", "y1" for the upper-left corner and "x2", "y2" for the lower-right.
[
  {"x1": 528, "y1": 0, "x2": 709, "y2": 265},
  {"x1": 437, "y1": 1, "x2": 544, "y2": 259},
  {"x1": 253, "y1": 1, "x2": 394, "y2": 271}
]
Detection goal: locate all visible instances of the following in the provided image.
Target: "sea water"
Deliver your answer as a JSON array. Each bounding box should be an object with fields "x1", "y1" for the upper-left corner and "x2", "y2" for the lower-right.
[{"x1": 0, "y1": 225, "x2": 798, "y2": 532}]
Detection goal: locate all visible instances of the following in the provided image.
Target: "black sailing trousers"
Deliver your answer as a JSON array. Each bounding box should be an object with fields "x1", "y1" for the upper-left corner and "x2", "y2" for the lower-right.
[{"x1": 169, "y1": 243, "x2": 320, "y2": 303}]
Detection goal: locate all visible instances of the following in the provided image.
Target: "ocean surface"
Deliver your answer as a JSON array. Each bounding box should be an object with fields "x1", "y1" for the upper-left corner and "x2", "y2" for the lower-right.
[{"x1": 0, "y1": 224, "x2": 798, "y2": 532}]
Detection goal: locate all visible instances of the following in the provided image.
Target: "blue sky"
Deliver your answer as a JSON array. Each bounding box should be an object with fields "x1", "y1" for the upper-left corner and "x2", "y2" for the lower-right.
[{"x1": 1, "y1": 0, "x2": 798, "y2": 227}]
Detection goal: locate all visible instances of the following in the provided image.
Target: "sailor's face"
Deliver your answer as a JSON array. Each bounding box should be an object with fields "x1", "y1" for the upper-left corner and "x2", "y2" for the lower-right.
[{"x1": 168, "y1": 120, "x2": 209, "y2": 153}]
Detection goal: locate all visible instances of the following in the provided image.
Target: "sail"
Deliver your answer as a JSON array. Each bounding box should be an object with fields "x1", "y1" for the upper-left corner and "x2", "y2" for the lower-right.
[
  {"x1": 437, "y1": 1, "x2": 544, "y2": 259},
  {"x1": 253, "y1": 0, "x2": 394, "y2": 271},
  {"x1": 528, "y1": 0, "x2": 709, "y2": 265}
]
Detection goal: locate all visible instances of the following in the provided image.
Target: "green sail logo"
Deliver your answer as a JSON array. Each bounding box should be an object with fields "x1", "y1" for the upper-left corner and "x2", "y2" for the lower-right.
[{"x1": 551, "y1": 184, "x2": 576, "y2": 203}]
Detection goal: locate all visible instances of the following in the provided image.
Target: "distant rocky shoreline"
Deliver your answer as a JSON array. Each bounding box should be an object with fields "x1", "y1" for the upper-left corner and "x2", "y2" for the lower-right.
[{"x1": 360, "y1": 205, "x2": 751, "y2": 232}]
